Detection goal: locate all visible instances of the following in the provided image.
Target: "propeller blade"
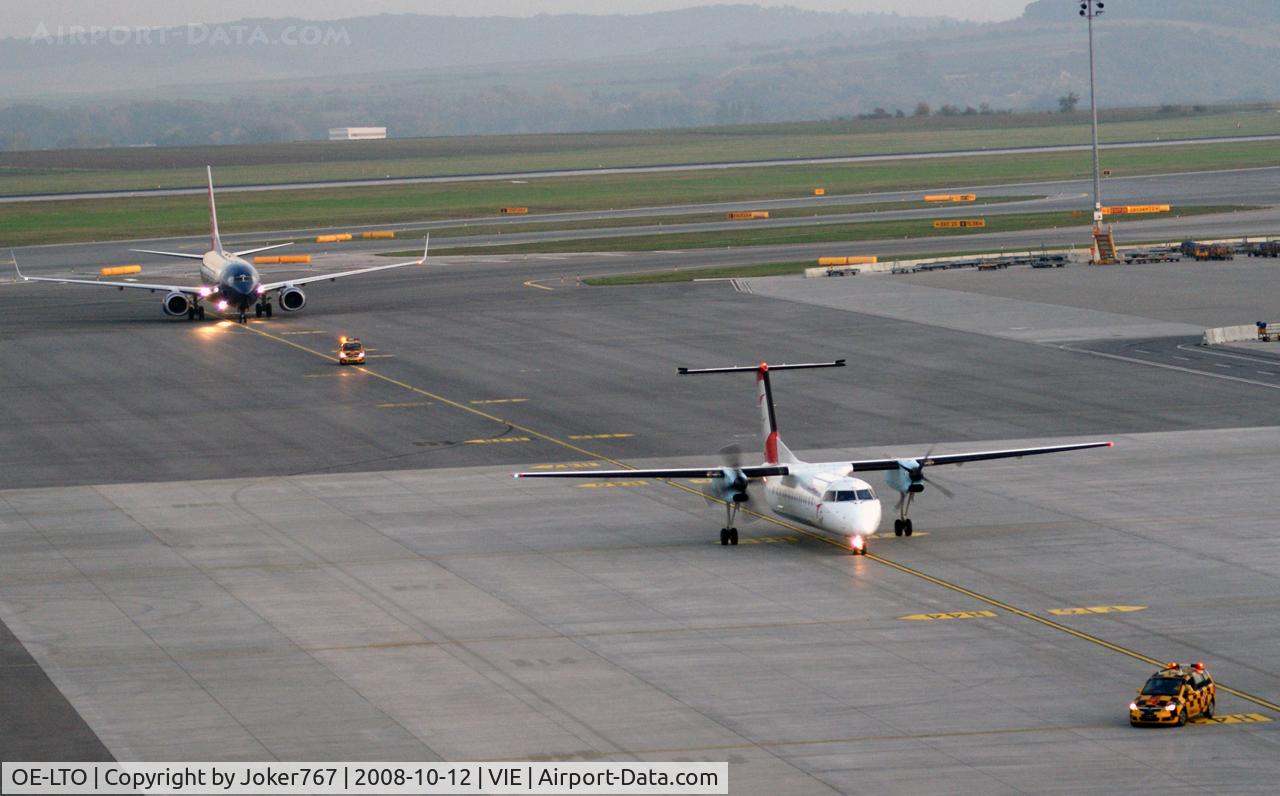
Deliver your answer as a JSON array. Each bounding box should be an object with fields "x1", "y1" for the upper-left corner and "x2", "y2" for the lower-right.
[
  {"x1": 922, "y1": 474, "x2": 955, "y2": 499},
  {"x1": 718, "y1": 443, "x2": 743, "y2": 469}
]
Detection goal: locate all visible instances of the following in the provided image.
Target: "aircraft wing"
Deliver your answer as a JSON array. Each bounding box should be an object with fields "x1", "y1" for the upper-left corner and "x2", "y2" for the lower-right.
[
  {"x1": 11, "y1": 252, "x2": 212, "y2": 294},
  {"x1": 846, "y1": 441, "x2": 1113, "y2": 471},
  {"x1": 259, "y1": 237, "x2": 427, "y2": 292},
  {"x1": 515, "y1": 465, "x2": 790, "y2": 479}
]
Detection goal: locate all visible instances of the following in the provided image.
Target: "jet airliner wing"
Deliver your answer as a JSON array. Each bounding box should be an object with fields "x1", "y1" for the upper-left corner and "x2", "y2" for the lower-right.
[
  {"x1": 516, "y1": 465, "x2": 790, "y2": 480},
  {"x1": 11, "y1": 254, "x2": 212, "y2": 294},
  {"x1": 845, "y1": 441, "x2": 1113, "y2": 471},
  {"x1": 259, "y1": 237, "x2": 428, "y2": 292}
]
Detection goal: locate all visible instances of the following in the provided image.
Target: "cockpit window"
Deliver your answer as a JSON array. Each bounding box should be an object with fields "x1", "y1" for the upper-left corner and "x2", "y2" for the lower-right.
[{"x1": 824, "y1": 489, "x2": 876, "y2": 502}]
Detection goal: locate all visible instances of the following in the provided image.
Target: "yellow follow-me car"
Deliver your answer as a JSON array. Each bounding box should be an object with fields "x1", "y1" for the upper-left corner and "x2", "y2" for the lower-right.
[
  {"x1": 337, "y1": 336, "x2": 366, "y2": 365},
  {"x1": 1129, "y1": 662, "x2": 1215, "y2": 727}
]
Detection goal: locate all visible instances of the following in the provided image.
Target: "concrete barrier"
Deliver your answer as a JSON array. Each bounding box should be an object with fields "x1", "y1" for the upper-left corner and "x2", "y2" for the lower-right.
[{"x1": 1202, "y1": 325, "x2": 1257, "y2": 345}]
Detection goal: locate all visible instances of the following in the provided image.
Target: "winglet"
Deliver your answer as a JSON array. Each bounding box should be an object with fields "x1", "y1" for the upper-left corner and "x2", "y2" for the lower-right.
[{"x1": 9, "y1": 249, "x2": 26, "y2": 281}]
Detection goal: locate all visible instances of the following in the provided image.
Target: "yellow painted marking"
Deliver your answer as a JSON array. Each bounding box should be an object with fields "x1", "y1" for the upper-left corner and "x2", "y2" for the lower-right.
[
  {"x1": 1191, "y1": 713, "x2": 1272, "y2": 726},
  {"x1": 687, "y1": 478, "x2": 713, "y2": 484},
  {"x1": 470, "y1": 398, "x2": 529, "y2": 405},
  {"x1": 465, "y1": 437, "x2": 531, "y2": 445},
  {"x1": 899, "y1": 610, "x2": 998, "y2": 621},
  {"x1": 523, "y1": 279, "x2": 554, "y2": 291},
  {"x1": 221, "y1": 317, "x2": 1280, "y2": 717},
  {"x1": 575, "y1": 481, "x2": 649, "y2": 489},
  {"x1": 568, "y1": 433, "x2": 634, "y2": 440},
  {"x1": 377, "y1": 401, "x2": 432, "y2": 409},
  {"x1": 531, "y1": 461, "x2": 602, "y2": 470},
  {"x1": 737, "y1": 536, "x2": 798, "y2": 545},
  {"x1": 1049, "y1": 605, "x2": 1147, "y2": 616}
]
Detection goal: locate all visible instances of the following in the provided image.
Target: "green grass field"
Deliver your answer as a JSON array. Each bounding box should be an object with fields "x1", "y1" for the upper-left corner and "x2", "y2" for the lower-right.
[
  {"x1": 0, "y1": 106, "x2": 1276, "y2": 196},
  {"x1": 1, "y1": 140, "x2": 1272, "y2": 247},
  {"x1": 430, "y1": 206, "x2": 1250, "y2": 256}
]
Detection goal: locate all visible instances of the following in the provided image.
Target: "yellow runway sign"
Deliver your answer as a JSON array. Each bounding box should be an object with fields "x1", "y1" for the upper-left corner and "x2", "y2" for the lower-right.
[
  {"x1": 925, "y1": 194, "x2": 976, "y2": 202},
  {"x1": 933, "y1": 219, "x2": 986, "y2": 229},
  {"x1": 1102, "y1": 205, "x2": 1170, "y2": 215}
]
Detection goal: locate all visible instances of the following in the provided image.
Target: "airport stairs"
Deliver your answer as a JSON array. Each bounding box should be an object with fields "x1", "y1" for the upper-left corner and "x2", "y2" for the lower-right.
[{"x1": 1092, "y1": 225, "x2": 1118, "y2": 265}]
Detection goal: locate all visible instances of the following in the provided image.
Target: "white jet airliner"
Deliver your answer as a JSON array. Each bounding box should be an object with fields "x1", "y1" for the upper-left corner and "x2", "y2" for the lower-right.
[
  {"x1": 13, "y1": 167, "x2": 427, "y2": 323},
  {"x1": 515, "y1": 360, "x2": 1111, "y2": 554}
]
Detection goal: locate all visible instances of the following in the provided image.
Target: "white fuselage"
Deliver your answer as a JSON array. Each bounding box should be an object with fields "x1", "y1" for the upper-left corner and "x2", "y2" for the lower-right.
[
  {"x1": 763, "y1": 462, "x2": 881, "y2": 541},
  {"x1": 202, "y1": 251, "x2": 262, "y2": 311}
]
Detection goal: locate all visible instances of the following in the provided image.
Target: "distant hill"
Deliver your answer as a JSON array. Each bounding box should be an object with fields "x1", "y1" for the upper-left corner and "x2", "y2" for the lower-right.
[
  {"x1": 1023, "y1": 0, "x2": 1280, "y2": 24},
  {"x1": 0, "y1": 6, "x2": 944, "y2": 97},
  {"x1": 1, "y1": 3, "x2": 1278, "y2": 150}
]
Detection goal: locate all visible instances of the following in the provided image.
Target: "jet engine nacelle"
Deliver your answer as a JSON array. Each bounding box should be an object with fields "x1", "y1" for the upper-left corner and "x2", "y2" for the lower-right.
[
  {"x1": 162, "y1": 291, "x2": 191, "y2": 317},
  {"x1": 278, "y1": 286, "x2": 306, "y2": 312}
]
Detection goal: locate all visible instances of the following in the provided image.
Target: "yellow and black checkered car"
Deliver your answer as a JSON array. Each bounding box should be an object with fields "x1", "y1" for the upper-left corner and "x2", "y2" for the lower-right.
[{"x1": 1129, "y1": 663, "x2": 1215, "y2": 727}]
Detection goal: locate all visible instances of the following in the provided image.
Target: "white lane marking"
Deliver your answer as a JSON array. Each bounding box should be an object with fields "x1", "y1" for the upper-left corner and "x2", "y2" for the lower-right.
[
  {"x1": 1059, "y1": 344, "x2": 1280, "y2": 390},
  {"x1": 1172, "y1": 355, "x2": 1192, "y2": 361},
  {"x1": 1133, "y1": 348, "x2": 1154, "y2": 354},
  {"x1": 1178, "y1": 343, "x2": 1280, "y2": 365},
  {"x1": 1213, "y1": 363, "x2": 1233, "y2": 368}
]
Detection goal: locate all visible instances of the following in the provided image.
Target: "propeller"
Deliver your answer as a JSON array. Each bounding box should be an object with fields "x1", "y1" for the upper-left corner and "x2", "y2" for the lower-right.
[{"x1": 709, "y1": 443, "x2": 760, "y2": 523}]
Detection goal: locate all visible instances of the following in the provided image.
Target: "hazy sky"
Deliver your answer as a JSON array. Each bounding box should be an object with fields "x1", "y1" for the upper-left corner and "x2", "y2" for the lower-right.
[{"x1": 5, "y1": 1, "x2": 1030, "y2": 38}]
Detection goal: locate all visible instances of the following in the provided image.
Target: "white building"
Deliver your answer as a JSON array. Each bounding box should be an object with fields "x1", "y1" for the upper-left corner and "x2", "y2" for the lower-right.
[{"x1": 328, "y1": 127, "x2": 387, "y2": 141}]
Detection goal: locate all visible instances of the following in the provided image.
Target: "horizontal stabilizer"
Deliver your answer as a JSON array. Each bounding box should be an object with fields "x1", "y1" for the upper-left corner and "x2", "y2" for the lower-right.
[
  {"x1": 679, "y1": 360, "x2": 845, "y2": 375},
  {"x1": 234, "y1": 242, "x2": 294, "y2": 258},
  {"x1": 130, "y1": 248, "x2": 206, "y2": 261}
]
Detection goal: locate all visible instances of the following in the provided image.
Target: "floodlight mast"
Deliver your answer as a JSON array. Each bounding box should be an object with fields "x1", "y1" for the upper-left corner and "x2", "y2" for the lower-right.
[{"x1": 1080, "y1": 0, "x2": 1106, "y2": 227}]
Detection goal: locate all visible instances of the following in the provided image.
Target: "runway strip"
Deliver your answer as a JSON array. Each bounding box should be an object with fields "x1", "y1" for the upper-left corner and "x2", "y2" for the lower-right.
[{"x1": 226, "y1": 314, "x2": 1280, "y2": 717}]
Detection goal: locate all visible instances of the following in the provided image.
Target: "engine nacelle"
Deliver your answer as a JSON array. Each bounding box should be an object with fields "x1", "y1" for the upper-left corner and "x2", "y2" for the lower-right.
[
  {"x1": 162, "y1": 291, "x2": 191, "y2": 317},
  {"x1": 278, "y1": 286, "x2": 306, "y2": 312},
  {"x1": 714, "y1": 467, "x2": 749, "y2": 503}
]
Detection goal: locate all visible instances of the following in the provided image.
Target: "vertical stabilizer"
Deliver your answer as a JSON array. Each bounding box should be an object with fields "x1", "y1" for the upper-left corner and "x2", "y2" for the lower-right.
[
  {"x1": 755, "y1": 364, "x2": 795, "y2": 464},
  {"x1": 679, "y1": 359, "x2": 845, "y2": 465},
  {"x1": 206, "y1": 166, "x2": 223, "y2": 254}
]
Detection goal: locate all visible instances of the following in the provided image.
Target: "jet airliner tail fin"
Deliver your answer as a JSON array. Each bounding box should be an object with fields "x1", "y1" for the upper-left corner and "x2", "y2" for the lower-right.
[{"x1": 206, "y1": 165, "x2": 223, "y2": 255}]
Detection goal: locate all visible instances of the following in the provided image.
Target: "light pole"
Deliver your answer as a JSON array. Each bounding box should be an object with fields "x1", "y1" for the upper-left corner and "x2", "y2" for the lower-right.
[{"x1": 1080, "y1": 0, "x2": 1105, "y2": 226}]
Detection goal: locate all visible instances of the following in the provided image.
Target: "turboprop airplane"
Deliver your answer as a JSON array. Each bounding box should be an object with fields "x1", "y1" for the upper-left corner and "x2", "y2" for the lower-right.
[
  {"x1": 12, "y1": 167, "x2": 427, "y2": 323},
  {"x1": 515, "y1": 360, "x2": 1111, "y2": 554}
]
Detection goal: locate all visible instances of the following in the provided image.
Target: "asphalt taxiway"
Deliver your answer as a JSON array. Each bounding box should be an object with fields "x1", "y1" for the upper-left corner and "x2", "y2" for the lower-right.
[{"x1": 4, "y1": 188, "x2": 1280, "y2": 792}]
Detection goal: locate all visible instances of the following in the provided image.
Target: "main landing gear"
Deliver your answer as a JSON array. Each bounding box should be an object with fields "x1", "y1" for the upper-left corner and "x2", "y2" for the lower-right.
[
  {"x1": 893, "y1": 492, "x2": 915, "y2": 537},
  {"x1": 719, "y1": 498, "x2": 743, "y2": 545},
  {"x1": 185, "y1": 305, "x2": 206, "y2": 321},
  {"x1": 254, "y1": 301, "x2": 273, "y2": 319}
]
